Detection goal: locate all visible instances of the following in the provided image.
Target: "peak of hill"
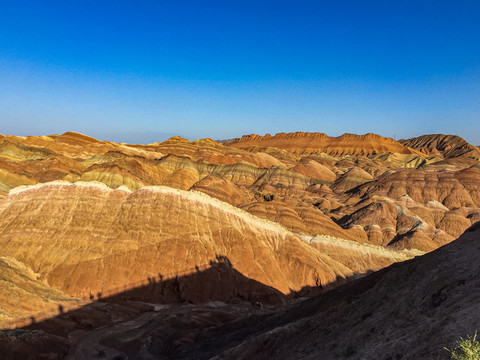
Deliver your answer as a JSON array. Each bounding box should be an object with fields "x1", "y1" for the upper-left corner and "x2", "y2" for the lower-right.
[
  {"x1": 162, "y1": 135, "x2": 190, "y2": 144},
  {"x1": 227, "y1": 131, "x2": 417, "y2": 156},
  {"x1": 54, "y1": 131, "x2": 100, "y2": 143},
  {"x1": 400, "y1": 134, "x2": 480, "y2": 159}
]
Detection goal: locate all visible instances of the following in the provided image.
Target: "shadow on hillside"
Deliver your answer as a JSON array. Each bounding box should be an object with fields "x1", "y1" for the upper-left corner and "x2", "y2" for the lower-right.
[
  {"x1": 2, "y1": 255, "x2": 348, "y2": 333},
  {"x1": 100, "y1": 255, "x2": 286, "y2": 305},
  {"x1": 0, "y1": 255, "x2": 355, "y2": 359},
  {"x1": 0, "y1": 255, "x2": 371, "y2": 360}
]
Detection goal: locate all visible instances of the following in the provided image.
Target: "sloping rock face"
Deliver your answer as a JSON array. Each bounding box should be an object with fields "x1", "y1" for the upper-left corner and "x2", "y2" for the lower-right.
[
  {"x1": 330, "y1": 166, "x2": 373, "y2": 192},
  {"x1": 400, "y1": 133, "x2": 480, "y2": 159},
  {"x1": 227, "y1": 132, "x2": 416, "y2": 156},
  {"x1": 299, "y1": 234, "x2": 419, "y2": 274},
  {"x1": 0, "y1": 181, "x2": 354, "y2": 302}
]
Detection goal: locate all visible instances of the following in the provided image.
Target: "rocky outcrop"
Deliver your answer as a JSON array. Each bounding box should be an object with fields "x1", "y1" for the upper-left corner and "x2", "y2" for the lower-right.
[
  {"x1": 291, "y1": 158, "x2": 337, "y2": 182},
  {"x1": 210, "y1": 224, "x2": 480, "y2": 360},
  {"x1": 331, "y1": 166, "x2": 373, "y2": 192},
  {"x1": 190, "y1": 175, "x2": 251, "y2": 206},
  {"x1": 355, "y1": 167, "x2": 480, "y2": 208},
  {"x1": 300, "y1": 234, "x2": 419, "y2": 274},
  {"x1": 2, "y1": 129, "x2": 479, "y2": 359}
]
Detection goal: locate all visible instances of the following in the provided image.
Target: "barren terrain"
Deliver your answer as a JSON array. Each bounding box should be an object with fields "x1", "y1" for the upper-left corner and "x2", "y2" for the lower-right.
[{"x1": 0, "y1": 131, "x2": 479, "y2": 359}]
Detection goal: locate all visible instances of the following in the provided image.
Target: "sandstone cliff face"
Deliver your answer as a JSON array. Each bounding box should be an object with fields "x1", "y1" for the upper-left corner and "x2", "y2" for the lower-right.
[
  {"x1": 291, "y1": 158, "x2": 337, "y2": 182},
  {"x1": 1, "y1": 129, "x2": 480, "y2": 356},
  {"x1": 299, "y1": 234, "x2": 419, "y2": 274},
  {"x1": 207, "y1": 225, "x2": 480, "y2": 360},
  {"x1": 330, "y1": 166, "x2": 373, "y2": 192},
  {"x1": 0, "y1": 179, "x2": 421, "y2": 327},
  {"x1": 1, "y1": 130, "x2": 479, "y2": 351},
  {"x1": 331, "y1": 166, "x2": 480, "y2": 251},
  {"x1": 355, "y1": 167, "x2": 480, "y2": 208}
]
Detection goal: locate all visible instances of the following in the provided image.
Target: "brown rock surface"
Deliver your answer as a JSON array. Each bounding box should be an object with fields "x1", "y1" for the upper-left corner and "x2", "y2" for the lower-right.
[
  {"x1": 331, "y1": 166, "x2": 374, "y2": 192},
  {"x1": 291, "y1": 158, "x2": 337, "y2": 182},
  {"x1": 355, "y1": 167, "x2": 480, "y2": 208},
  {"x1": 0, "y1": 181, "x2": 354, "y2": 301},
  {"x1": 2, "y1": 131, "x2": 479, "y2": 254},
  {"x1": 1, "y1": 129, "x2": 479, "y2": 359},
  {"x1": 190, "y1": 175, "x2": 251, "y2": 206},
  {"x1": 300, "y1": 234, "x2": 419, "y2": 274}
]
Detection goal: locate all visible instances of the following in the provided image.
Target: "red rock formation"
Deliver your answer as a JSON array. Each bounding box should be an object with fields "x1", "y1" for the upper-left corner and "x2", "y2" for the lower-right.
[
  {"x1": 2, "y1": 129, "x2": 479, "y2": 352},
  {"x1": 0, "y1": 181, "x2": 354, "y2": 301},
  {"x1": 209, "y1": 224, "x2": 480, "y2": 360},
  {"x1": 331, "y1": 166, "x2": 374, "y2": 192},
  {"x1": 4, "y1": 221, "x2": 478, "y2": 360},
  {"x1": 227, "y1": 132, "x2": 417, "y2": 156},
  {"x1": 355, "y1": 167, "x2": 480, "y2": 208},
  {"x1": 1, "y1": 131, "x2": 478, "y2": 259},
  {"x1": 190, "y1": 175, "x2": 251, "y2": 206},
  {"x1": 291, "y1": 158, "x2": 337, "y2": 182}
]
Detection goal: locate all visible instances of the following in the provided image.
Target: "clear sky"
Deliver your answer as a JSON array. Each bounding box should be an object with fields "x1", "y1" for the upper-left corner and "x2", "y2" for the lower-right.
[{"x1": 0, "y1": 0, "x2": 479, "y2": 144}]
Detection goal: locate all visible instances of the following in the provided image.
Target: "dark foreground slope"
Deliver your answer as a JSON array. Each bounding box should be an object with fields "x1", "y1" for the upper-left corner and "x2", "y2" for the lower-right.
[
  {"x1": 1, "y1": 224, "x2": 479, "y2": 360},
  {"x1": 214, "y1": 222, "x2": 480, "y2": 360}
]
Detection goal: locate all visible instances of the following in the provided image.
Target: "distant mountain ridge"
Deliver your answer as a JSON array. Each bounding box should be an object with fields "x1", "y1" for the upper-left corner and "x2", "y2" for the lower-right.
[
  {"x1": 225, "y1": 131, "x2": 418, "y2": 156},
  {"x1": 399, "y1": 133, "x2": 480, "y2": 159}
]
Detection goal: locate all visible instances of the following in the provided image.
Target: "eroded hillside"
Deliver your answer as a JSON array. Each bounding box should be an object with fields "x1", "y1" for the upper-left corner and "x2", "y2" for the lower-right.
[
  {"x1": 0, "y1": 131, "x2": 479, "y2": 329},
  {"x1": 1, "y1": 131, "x2": 478, "y2": 252}
]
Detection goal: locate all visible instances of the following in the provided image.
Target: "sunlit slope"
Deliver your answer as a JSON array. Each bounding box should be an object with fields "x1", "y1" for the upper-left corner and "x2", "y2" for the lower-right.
[
  {"x1": 0, "y1": 256, "x2": 79, "y2": 326},
  {"x1": 0, "y1": 181, "x2": 354, "y2": 300}
]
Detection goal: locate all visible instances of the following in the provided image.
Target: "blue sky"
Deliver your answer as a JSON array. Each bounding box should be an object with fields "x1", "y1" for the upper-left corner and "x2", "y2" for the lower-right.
[{"x1": 0, "y1": 1, "x2": 479, "y2": 144}]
